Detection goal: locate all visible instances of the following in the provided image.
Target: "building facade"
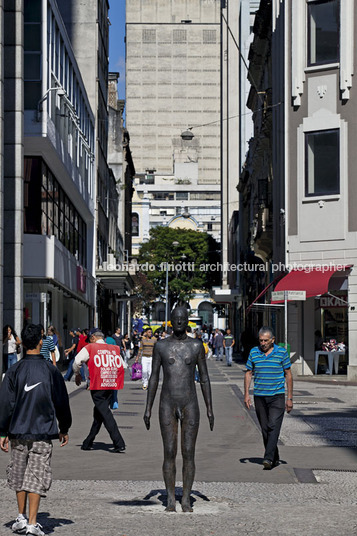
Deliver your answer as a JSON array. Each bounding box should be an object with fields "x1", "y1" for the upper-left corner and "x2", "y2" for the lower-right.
[
  {"x1": 24, "y1": 0, "x2": 97, "y2": 333},
  {"x1": 242, "y1": 0, "x2": 357, "y2": 380},
  {"x1": 58, "y1": 0, "x2": 135, "y2": 333},
  {"x1": 126, "y1": 0, "x2": 222, "y2": 239},
  {"x1": 0, "y1": 0, "x2": 97, "y2": 375}
]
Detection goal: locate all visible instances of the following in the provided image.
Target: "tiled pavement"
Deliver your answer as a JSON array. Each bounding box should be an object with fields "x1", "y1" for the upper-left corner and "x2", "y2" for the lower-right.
[{"x1": 0, "y1": 358, "x2": 356, "y2": 535}]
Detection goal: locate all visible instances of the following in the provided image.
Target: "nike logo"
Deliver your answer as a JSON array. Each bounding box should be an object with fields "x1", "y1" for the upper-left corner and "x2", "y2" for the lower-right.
[{"x1": 24, "y1": 382, "x2": 42, "y2": 392}]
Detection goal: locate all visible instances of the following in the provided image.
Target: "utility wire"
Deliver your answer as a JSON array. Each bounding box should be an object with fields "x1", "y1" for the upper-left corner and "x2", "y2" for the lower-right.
[{"x1": 187, "y1": 101, "x2": 283, "y2": 131}]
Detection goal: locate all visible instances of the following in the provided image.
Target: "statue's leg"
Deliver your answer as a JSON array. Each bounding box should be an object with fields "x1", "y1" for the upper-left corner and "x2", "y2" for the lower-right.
[
  {"x1": 181, "y1": 405, "x2": 199, "y2": 512},
  {"x1": 160, "y1": 409, "x2": 178, "y2": 512}
]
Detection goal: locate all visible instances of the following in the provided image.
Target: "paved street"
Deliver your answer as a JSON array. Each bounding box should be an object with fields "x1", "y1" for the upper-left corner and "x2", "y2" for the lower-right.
[{"x1": 0, "y1": 359, "x2": 357, "y2": 535}]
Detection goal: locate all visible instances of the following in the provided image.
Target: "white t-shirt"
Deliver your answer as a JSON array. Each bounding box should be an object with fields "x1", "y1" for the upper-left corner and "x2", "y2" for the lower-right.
[{"x1": 6, "y1": 335, "x2": 17, "y2": 354}]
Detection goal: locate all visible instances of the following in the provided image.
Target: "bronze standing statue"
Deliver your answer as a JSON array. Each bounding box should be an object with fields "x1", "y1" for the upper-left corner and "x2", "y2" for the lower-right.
[{"x1": 144, "y1": 307, "x2": 214, "y2": 512}]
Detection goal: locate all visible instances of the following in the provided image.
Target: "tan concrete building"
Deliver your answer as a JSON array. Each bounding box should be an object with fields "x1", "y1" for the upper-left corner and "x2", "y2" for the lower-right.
[{"x1": 126, "y1": 0, "x2": 221, "y2": 229}]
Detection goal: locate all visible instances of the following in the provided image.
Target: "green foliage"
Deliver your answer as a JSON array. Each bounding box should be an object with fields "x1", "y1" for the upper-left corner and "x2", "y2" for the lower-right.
[
  {"x1": 137, "y1": 226, "x2": 220, "y2": 306},
  {"x1": 131, "y1": 271, "x2": 157, "y2": 321}
]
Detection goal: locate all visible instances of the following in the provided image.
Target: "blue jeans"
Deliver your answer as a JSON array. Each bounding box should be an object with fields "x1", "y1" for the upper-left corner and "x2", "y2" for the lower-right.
[
  {"x1": 64, "y1": 358, "x2": 85, "y2": 381},
  {"x1": 225, "y1": 346, "x2": 233, "y2": 365},
  {"x1": 7, "y1": 353, "x2": 17, "y2": 368},
  {"x1": 215, "y1": 346, "x2": 223, "y2": 360}
]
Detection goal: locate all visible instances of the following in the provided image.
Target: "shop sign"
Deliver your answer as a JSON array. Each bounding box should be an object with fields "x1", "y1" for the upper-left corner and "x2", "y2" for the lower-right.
[
  {"x1": 272, "y1": 290, "x2": 306, "y2": 301},
  {"x1": 319, "y1": 295, "x2": 347, "y2": 308}
]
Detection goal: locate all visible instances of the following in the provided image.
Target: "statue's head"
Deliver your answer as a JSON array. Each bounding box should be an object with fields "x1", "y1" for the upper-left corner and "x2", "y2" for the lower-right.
[{"x1": 171, "y1": 306, "x2": 189, "y2": 335}]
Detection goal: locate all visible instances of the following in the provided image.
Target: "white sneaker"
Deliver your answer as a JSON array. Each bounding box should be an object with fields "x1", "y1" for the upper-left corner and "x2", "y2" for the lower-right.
[
  {"x1": 26, "y1": 524, "x2": 45, "y2": 536},
  {"x1": 12, "y1": 514, "x2": 27, "y2": 533}
]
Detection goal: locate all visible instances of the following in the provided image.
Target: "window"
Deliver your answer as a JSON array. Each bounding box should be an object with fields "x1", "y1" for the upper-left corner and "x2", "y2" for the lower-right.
[
  {"x1": 173, "y1": 29, "x2": 187, "y2": 44},
  {"x1": 305, "y1": 129, "x2": 340, "y2": 196},
  {"x1": 24, "y1": 157, "x2": 87, "y2": 266},
  {"x1": 152, "y1": 192, "x2": 174, "y2": 200},
  {"x1": 308, "y1": 0, "x2": 339, "y2": 66},
  {"x1": 24, "y1": 0, "x2": 42, "y2": 109},
  {"x1": 203, "y1": 30, "x2": 216, "y2": 44},
  {"x1": 176, "y1": 192, "x2": 189, "y2": 200},
  {"x1": 142, "y1": 29, "x2": 156, "y2": 43},
  {"x1": 132, "y1": 213, "x2": 139, "y2": 236}
]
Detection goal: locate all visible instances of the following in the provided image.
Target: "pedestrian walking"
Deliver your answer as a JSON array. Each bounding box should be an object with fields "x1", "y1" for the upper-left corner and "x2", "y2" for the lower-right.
[
  {"x1": 105, "y1": 331, "x2": 116, "y2": 345},
  {"x1": 213, "y1": 328, "x2": 224, "y2": 361},
  {"x1": 112, "y1": 326, "x2": 123, "y2": 347},
  {"x1": 2, "y1": 325, "x2": 21, "y2": 371},
  {"x1": 121, "y1": 333, "x2": 131, "y2": 365},
  {"x1": 135, "y1": 328, "x2": 156, "y2": 390},
  {"x1": 73, "y1": 328, "x2": 126, "y2": 452},
  {"x1": 131, "y1": 329, "x2": 140, "y2": 358},
  {"x1": 63, "y1": 328, "x2": 80, "y2": 381},
  {"x1": 38, "y1": 325, "x2": 56, "y2": 366},
  {"x1": 223, "y1": 328, "x2": 235, "y2": 366},
  {"x1": 0, "y1": 323, "x2": 71, "y2": 536},
  {"x1": 244, "y1": 326, "x2": 293, "y2": 470}
]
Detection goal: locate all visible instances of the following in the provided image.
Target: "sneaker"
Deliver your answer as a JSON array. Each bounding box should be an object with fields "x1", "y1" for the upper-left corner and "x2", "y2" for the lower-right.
[
  {"x1": 142, "y1": 385, "x2": 148, "y2": 390},
  {"x1": 26, "y1": 524, "x2": 44, "y2": 536},
  {"x1": 111, "y1": 402, "x2": 118, "y2": 409},
  {"x1": 263, "y1": 459, "x2": 272, "y2": 470},
  {"x1": 112, "y1": 446, "x2": 126, "y2": 453},
  {"x1": 12, "y1": 514, "x2": 27, "y2": 533}
]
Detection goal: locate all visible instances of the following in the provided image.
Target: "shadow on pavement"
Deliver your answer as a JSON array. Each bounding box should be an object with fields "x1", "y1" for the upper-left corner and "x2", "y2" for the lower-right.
[
  {"x1": 4, "y1": 512, "x2": 74, "y2": 534},
  {"x1": 113, "y1": 488, "x2": 210, "y2": 509},
  {"x1": 239, "y1": 457, "x2": 287, "y2": 467}
]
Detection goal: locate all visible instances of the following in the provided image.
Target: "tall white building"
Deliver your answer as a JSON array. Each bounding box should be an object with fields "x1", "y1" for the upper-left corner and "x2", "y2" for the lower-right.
[{"x1": 126, "y1": 0, "x2": 222, "y2": 242}]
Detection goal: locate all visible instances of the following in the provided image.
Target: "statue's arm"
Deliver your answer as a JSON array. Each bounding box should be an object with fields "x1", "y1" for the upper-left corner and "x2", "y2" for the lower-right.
[
  {"x1": 143, "y1": 343, "x2": 161, "y2": 430},
  {"x1": 197, "y1": 343, "x2": 214, "y2": 431}
]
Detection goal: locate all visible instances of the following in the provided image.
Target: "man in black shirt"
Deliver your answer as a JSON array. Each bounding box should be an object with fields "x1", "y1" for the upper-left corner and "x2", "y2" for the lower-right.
[
  {"x1": 0, "y1": 324, "x2": 71, "y2": 536},
  {"x1": 112, "y1": 326, "x2": 123, "y2": 347}
]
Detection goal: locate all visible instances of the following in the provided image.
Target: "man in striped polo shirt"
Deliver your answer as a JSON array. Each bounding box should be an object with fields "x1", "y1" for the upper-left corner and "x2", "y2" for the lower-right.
[{"x1": 244, "y1": 326, "x2": 293, "y2": 470}]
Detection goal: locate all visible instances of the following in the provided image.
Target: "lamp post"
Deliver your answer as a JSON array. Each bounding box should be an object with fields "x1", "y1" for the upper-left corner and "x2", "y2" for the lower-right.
[{"x1": 165, "y1": 241, "x2": 179, "y2": 331}]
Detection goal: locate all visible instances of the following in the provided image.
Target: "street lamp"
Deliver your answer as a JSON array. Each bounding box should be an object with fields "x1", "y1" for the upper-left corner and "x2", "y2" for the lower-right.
[{"x1": 165, "y1": 241, "x2": 179, "y2": 331}]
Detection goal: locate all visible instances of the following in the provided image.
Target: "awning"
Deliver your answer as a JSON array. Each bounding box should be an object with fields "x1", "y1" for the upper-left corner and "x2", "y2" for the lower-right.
[
  {"x1": 271, "y1": 266, "x2": 352, "y2": 303},
  {"x1": 246, "y1": 273, "x2": 286, "y2": 314}
]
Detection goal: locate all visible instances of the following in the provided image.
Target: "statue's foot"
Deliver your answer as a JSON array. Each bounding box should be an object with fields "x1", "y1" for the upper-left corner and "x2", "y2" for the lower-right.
[
  {"x1": 181, "y1": 501, "x2": 193, "y2": 513},
  {"x1": 165, "y1": 504, "x2": 176, "y2": 512}
]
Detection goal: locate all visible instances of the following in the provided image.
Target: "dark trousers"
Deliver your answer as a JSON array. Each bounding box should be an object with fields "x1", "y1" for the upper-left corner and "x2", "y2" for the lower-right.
[
  {"x1": 82, "y1": 390, "x2": 125, "y2": 450},
  {"x1": 254, "y1": 394, "x2": 285, "y2": 463}
]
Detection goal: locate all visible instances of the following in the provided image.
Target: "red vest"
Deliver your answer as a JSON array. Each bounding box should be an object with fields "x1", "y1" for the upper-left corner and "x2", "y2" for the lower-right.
[{"x1": 86, "y1": 343, "x2": 125, "y2": 390}]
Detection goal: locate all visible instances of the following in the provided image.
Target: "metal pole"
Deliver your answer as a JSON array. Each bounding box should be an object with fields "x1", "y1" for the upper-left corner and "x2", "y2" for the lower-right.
[
  {"x1": 165, "y1": 262, "x2": 169, "y2": 331},
  {"x1": 284, "y1": 291, "x2": 288, "y2": 350}
]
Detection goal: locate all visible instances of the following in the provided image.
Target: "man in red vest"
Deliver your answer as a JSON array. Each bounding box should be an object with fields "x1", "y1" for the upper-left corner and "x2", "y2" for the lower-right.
[{"x1": 73, "y1": 328, "x2": 126, "y2": 452}]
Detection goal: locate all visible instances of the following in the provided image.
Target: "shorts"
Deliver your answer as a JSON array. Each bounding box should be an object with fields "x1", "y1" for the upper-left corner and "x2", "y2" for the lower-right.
[{"x1": 7, "y1": 440, "x2": 53, "y2": 496}]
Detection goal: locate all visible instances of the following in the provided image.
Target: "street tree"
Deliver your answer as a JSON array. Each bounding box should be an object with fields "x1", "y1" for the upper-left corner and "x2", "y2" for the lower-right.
[{"x1": 137, "y1": 226, "x2": 220, "y2": 308}]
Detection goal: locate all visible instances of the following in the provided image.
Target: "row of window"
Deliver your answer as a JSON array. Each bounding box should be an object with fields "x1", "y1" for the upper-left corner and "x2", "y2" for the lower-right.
[
  {"x1": 132, "y1": 212, "x2": 216, "y2": 236},
  {"x1": 24, "y1": 0, "x2": 95, "y2": 153},
  {"x1": 24, "y1": 157, "x2": 87, "y2": 267},
  {"x1": 142, "y1": 29, "x2": 217, "y2": 44},
  {"x1": 141, "y1": 191, "x2": 221, "y2": 201},
  {"x1": 306, "y1": 2, "x2": 340, "y2": 196}
]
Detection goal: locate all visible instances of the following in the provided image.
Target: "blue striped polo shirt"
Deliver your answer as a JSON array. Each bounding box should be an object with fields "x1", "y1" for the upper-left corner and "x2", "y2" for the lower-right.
[
  {"x1": 40, "y1": 335, "x2": 56, "y2": 361},
  {"x1": 246, "y1": 343, "x2": 291, "y2": 396}
]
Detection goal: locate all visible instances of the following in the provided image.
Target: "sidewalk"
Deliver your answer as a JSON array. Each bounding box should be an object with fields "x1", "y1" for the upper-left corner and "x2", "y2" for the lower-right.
[{"x1": 0, "y1": 358, "x2": 356, "y2": 535}]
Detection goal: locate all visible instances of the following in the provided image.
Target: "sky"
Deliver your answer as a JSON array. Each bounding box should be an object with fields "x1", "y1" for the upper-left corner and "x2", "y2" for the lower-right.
[{"x1": 108, "y1": 1, "x2": 126, "y2": 101}]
